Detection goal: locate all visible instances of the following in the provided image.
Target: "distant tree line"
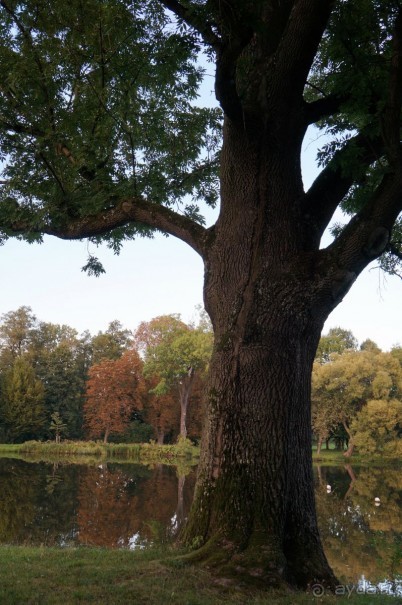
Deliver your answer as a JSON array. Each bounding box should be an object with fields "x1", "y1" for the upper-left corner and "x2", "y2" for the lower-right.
[
  {"x1": 0, "y1": 308, "x2": 400, "y2": 455},
  {"x1": 0, "y1": 306, "x2": 213, "y2": 444}
]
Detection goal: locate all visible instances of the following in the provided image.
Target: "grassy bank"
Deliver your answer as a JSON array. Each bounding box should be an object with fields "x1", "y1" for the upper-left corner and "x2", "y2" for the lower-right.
[
  {"x1": 1, "y1": 442, "x2": 400, "y2": 467},
  {"x1": 0, "y1": 439, "x2": 199, "y2": 466},
  {"x1": 312, "y1": 449, "x2": 402, "y2": 466},
  {"x1": 0, "y1": 545, "x2": 395, "y2": 605}
]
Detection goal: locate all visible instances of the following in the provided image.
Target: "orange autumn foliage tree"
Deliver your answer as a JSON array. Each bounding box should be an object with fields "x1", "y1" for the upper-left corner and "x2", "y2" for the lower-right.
[{"x1": 84, "y1": 350, "x2": 145, "y2": 443}]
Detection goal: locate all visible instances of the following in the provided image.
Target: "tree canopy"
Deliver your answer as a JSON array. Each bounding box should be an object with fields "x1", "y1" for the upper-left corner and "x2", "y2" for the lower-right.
[
  {"x1": 0, "y1": 0, "x2": 221, "y2": 261},
  {"x1": 0, "y1": 0, "x2": 401, "y2": 275},
  {"x1": 0, "y1": 355, "x2": 45, "y2": 442}
]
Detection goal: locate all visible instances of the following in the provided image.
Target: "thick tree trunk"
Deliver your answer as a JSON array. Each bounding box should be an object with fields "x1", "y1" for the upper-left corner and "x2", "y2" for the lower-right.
[
  {"x1": 183, "y1": 315, "x2": 336, "y2": 588},
  {"x1": 182, "y1": 119, "x2": 339, "y2": 589}
]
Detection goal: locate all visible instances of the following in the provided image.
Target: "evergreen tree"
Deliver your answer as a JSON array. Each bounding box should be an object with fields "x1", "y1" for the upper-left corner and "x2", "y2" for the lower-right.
[
  {"x1": 0, "y1": 356, "x2": 45, "y2": 442},
  {"x1": 49, "y1": 411, "x2": 68, "y2": 443}
]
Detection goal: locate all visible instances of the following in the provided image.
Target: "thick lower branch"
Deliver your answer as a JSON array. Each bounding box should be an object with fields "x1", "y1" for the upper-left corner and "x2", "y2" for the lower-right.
[{"x1": 10, "y1": 196, "x2": 209, "y2": 257}]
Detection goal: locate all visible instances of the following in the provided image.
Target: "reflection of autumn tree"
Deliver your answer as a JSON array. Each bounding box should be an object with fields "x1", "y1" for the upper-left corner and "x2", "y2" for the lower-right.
[
  {"x1": 174, "y1": 470, "x2": 197, "y2": 535},
  {"x1": 132, "y1": 465, "x2": 181, "y2": 542},
  {"x1": 77, "y1": 464, "x2": 195, "y2": 547},
  {"x1": 315, "y1": 466, "x2": 402, "y2": 586},
  {"x1": 84, "y1": 350, "x2": 145, "y2": 443},
  {"x1": 351, "y1": 468, "x2": 402, "y2": 533},
  {"x1": 77, "y1": 465, "x2": 142, "y2": 547}
]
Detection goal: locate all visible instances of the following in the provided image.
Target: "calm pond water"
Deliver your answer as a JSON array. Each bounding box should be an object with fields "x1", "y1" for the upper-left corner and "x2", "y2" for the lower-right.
[{"x1": 0, "y1": 458, "x2": 401, "y2": 595}]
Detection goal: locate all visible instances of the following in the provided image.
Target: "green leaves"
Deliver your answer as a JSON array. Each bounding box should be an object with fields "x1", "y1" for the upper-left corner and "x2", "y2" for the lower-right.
[
  {"x1": 351, "y1": 399, "x2": 402, "y2": 455},
  {"x1": 312, "y1": 345, "x2": 402, "y2": 454},
  {"x1": 0, "y1": 0, "x2": 221, "y2": 240},
  {"x1": 138, "y1": 314, "x2": 212, "y2": 386},
  {"x1": 81, "y1": 255, "x2": 106, "y2": 277}
]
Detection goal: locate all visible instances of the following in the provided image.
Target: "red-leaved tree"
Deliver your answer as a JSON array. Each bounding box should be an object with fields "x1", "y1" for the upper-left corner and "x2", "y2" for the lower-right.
[{"x1": 84, "y1": 349, "x2": 145, "y2": 443}]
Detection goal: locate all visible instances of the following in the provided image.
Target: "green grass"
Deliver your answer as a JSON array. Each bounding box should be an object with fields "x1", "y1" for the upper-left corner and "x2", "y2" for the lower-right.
[{"x1": 0, "y1": 545, "x2": 396, "y2": 605}]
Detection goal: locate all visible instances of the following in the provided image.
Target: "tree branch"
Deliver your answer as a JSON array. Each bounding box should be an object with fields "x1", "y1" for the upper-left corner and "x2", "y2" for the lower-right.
[
  {"x1": 323, "y1": 170, "x2": 402, "y2": 277},
  {"x1": 302, "y1": 132, "x2": 384, "y2": 243},
  {"x1": 0, "y1": 118, "x2": 103, "y2": 182},
  {"x1": 214, "y1": 35, "x2": 252, "y2": 122},
  {"x1": 310, "y1": 8, "x2": 402, "y2": 279},
  {"x1": 158, "y1": 0, "x2": 221, "y2": 49},
  {"x1": 0, "y1": 118, "x2": 44, "y2": 138},
  {"x1": 0, "y1": 0, "x2": 55, "y2": 131},
  {"x1": 304, "y1": 93, "x2": 349, "y2": 125},
  {"x1": 9, "y1": 196, "x2": 210, "y2": 258},
  {"x1": 274, "y1": 0, "x2": 334, "y2": 102},
  {"x1": 381, "y1": 6, "x2": 402, "y2": 166}
]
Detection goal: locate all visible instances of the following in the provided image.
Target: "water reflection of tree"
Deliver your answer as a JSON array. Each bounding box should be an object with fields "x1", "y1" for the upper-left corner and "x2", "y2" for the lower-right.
[
  {"x1": 0, "y1": 459, "x2": 40, "y2": 543},
  {"x1": 0, "y1": 459, "x2": 79, "y2": 546},
  {"x1": 2, "y1": 458, "x2": 399, "y2": 590},
  {"x1": 77, "y1": 464, "x2": 143, "y2": 548},
  {"x1": 122, "y1": 465, "x2": 195, "y2": 544},
  {"x1": 315, "y1": 465, "x2": 402, "y2": 587},
  {"x1": 77, "y1": 464, "x2": 196, "y2": 548}
]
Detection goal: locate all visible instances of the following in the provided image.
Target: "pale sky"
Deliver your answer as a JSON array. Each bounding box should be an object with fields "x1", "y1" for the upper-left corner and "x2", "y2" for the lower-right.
[
  {"x1": 0, "y1": 64, "x2": 401, "y2": 350},
  {"x1": 1, "y1": 175, "x2": 400, "y2": 351}
]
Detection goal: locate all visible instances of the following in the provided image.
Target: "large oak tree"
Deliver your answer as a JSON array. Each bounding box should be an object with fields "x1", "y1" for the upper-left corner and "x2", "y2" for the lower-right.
[{"x1": 1, "y1": 0, "x2": 402, "y2": 590}]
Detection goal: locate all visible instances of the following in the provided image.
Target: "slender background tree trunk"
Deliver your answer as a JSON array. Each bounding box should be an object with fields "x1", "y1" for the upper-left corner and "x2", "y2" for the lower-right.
[{"x1": 178, "y1": 370, "x2": 195, "y2": 439}]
